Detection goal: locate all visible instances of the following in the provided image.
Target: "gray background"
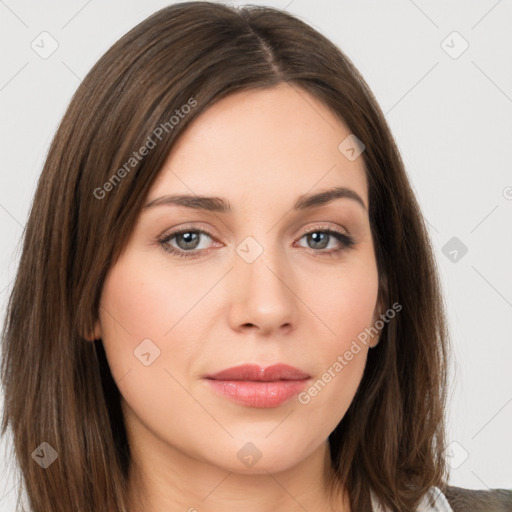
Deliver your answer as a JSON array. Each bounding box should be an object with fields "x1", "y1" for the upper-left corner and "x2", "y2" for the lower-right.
[{"x1": 1, "y1": 0, "x2": 511, "y2": 509}]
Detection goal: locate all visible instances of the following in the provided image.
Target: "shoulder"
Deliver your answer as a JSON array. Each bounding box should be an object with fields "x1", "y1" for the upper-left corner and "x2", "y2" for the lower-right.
[{"x1": 443, "y1": 484, "x2": 512, "y2": 512}]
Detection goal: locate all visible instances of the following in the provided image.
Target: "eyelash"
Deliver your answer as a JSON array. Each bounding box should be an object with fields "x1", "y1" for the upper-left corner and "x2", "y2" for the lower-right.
[{"x1": 156, "y1": 224, "x2": 355, "y2": 260}]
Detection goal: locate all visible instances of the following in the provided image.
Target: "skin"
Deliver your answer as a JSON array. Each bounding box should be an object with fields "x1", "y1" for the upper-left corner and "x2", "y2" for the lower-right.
[{"x1": 92, "y1": 83, "x2": 382, "y2": 512}]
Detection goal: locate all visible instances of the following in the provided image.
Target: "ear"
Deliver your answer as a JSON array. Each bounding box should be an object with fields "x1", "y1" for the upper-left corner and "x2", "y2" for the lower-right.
[
  {"x1": 369, "y1": 310, "x2": 382, "y2": 348},
  {"x1": 84, "y1": 319, "x2": 102, "y2": 342}
]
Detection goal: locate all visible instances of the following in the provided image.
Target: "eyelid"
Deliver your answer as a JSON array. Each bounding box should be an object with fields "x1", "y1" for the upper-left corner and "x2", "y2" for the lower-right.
[
  {"x1": 158, "y1": 223, "x2": 219, "y2": 240},
  {"x1": 299, "y1": 222, "x2": 350, "y2": 237},
  {"x1": 157, "y1": 221, "x2": 351, "y2": 244}
]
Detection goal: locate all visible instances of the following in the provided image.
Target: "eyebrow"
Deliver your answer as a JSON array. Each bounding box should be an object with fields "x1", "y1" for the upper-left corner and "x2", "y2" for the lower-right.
[{"x1": 143, "y1": 186, "x2": 367, "y2": 213}]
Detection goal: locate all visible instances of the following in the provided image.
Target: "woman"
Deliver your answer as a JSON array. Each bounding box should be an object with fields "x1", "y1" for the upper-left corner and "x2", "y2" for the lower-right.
[{"x1": 1, "y1": 2, "x2": 510, "y2": 511}]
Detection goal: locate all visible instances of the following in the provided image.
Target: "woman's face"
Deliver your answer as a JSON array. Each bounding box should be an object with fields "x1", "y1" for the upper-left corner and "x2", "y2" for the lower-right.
[{"x1": 95, "y1": 83, "x2": 380, "y2": 475}]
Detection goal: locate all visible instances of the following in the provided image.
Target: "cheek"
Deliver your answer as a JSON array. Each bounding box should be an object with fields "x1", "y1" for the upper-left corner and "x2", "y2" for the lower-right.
[
  {"x1": 312, "y1": 256, "x2": 380, "y2": 348},
  {"x1": 97, "y1": 255, "x2": 208, "y2": 431},
  {"x1": 97, "y1": 250, "x2": 220, "y2": 391},
  {"x1": 296, "y1": 256, "x2": 378, "y2": 414},
  {"x1": 97, "y1": 253, "x2": 185, "y2": 380},
  {"x1": 99, "y1": 249, "x2": 212, "y2": 342},
  {"x1": 100, "y1": 260, "x2": 172, "y2": 338}
]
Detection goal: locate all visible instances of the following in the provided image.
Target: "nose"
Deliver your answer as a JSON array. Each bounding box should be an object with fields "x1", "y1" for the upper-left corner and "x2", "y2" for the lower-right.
[{"x1": 227, "y1": 241, "x2": 298, "y2": 337}]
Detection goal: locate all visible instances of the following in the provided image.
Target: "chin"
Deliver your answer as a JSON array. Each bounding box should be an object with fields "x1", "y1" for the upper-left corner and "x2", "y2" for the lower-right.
[{"x1": 214, "y1": 436, "x2": 320, "y2": 475}]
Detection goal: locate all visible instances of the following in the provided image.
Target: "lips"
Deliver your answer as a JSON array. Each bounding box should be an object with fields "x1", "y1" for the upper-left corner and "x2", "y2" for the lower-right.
[
  {"x1": 205, "y1": 363, "x2": 310, "y2": 381},
  {"x1": 203, "y1": 364, "x2": 310, "y2": 408}
]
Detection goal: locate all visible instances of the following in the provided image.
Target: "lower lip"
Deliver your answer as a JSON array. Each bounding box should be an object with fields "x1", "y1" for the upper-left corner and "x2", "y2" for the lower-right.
[{"x1": 205, "y1": 379, "x2": 309, "y2": 408}]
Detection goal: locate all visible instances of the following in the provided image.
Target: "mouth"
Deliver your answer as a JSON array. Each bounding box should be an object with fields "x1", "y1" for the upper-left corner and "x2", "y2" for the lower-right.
[{"x1": 203, "y1": 364, "x2": 311, "y2": 408}]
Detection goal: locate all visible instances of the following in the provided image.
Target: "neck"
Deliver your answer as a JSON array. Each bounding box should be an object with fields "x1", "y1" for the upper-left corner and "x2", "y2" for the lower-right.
[{"x1": 125, "y1": 434, "x2": 350, "y2": 512}]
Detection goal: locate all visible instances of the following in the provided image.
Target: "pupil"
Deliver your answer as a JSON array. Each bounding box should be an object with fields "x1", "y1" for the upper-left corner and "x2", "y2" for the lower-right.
[
  {"x1": 309, "y1": 232, "x2": 328, "y2": 249},
  {"x1": 178, "y1": 232, "x2": 199, "y2": 250}
]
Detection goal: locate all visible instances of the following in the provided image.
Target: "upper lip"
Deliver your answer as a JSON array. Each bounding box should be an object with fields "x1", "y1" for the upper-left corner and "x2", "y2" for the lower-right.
[{"x1": 204, "y1": 364, "x2": 310, "y2": 381}]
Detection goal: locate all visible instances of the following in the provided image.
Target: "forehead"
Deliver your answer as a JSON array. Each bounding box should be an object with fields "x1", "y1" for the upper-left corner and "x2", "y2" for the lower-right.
[{"x1": 149, "y1": 84, "x2": 368, "y2": 210}]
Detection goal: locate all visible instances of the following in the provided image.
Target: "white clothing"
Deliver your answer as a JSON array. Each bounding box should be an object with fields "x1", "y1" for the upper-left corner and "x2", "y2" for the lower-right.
[{"x1": 370, "y1": 486, "x2": 454, "y2": 512}]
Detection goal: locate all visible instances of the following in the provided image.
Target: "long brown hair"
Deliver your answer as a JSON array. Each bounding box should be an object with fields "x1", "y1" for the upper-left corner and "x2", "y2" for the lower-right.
[{"x1": 1, "y1": 2, "x2": 451, "y2": 510}]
